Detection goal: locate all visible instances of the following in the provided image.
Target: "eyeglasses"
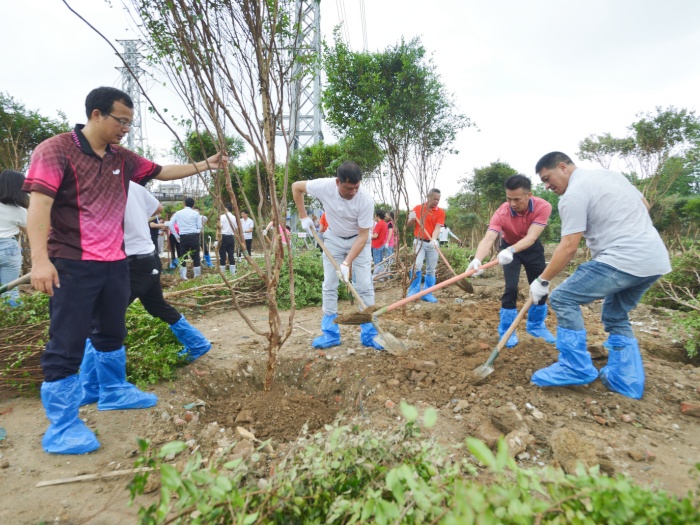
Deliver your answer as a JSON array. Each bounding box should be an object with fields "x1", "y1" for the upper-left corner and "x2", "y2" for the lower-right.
[{"x1": 105, "y1": 113, "x2": 132, "y2": 129}]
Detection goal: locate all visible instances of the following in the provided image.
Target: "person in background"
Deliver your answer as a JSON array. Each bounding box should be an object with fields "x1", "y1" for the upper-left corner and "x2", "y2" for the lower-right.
[
  {"x1": 263, "y1": 215, "x2": 289, "y2": 250},
  {"x1": 194, "y1": 206, "x2": 213, "y2": 268},
  {"x1": 371, "y1": 209, "x2": 388, "y2": 279},
  {"x1": 438, "y1": 224, "x2": 461, "y2": 246},
  {"x1": 529, "y1": 152, "x2": 670, "y2": 399},
  {"x1": 383, "y1": 211, "x2": 395, "y2": 259},
  {"x1": 0, "y1": 169, "x2": 29, "y2": 307},
  {"x1": 467, "y1": 174, "x2": 555, "y2": 348},
  {"x1": 166, "y1": 213, "x2": 181, "y2": 269},
  {"x1": 23, "y1": 86, "x2": 227, "y2": 454},
  {"x1": 170, "y1": 197, "x2": 203, "y2": 280},
  {"x1": 240, "y1": 210, "x2": 254, "y2": 256},
  {"x1": 148, "y1": 212, "x2": 166, "y2": 255},
  {"x1": 292, "y1": 161, "x2": 382, "y2": 350},
  {"x1": 219, "y1": 203, "x2": 237, "y2": 274},
  {"x1": 406, "y1": 189, "x2": 444, "y2": 303}
]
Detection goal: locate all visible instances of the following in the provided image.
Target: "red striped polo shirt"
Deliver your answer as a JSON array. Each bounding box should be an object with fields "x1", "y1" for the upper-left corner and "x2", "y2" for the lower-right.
[
  {"x1": 23, "y1": 125, "x2": 161, "y2": 261},
  {"x1": 487, "y1": 196, "x2": 551, "y2": 245}
]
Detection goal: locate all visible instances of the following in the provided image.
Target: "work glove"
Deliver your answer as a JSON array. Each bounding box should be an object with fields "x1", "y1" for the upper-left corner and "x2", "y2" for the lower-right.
[
  {"x1": 408, "y1": 211, "x2": 417, "y2": 221},
  {"x1": 497, "y1": 248, "x2": 515, "y2": 265},
  {"x1": 340, "y1": 262, "x2": 350, "y2": 283},
  {"x1": 530, "y1": 277, "x2": 550, "y2": 304},
  {"x1": 430, "y1": 239, "x2": 439, "y2": 248},
  {"x1": 300, "y1": 217, "x2": 315, "y2": 235},
  {"x1": 466, "y1": 258, "x2": 483, "y2": 277},
  {"x1": 383, "y1": 243, "x2": 388, "y2": 250}
]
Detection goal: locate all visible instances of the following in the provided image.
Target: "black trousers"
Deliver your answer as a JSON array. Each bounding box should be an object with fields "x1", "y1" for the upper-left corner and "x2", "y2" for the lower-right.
[
  {"x1": 169, "y1": 234, "x2": 181, "y2": 260},
  {"x1": 179, "y1": 233, "x2": 201, "y2": 267},
  {"x1": 245, "y1": 238, "x2": 252, "y2": 255},
  {"x1": 501, "y1": 239, "x2": 546, "y2": 309},
  {"x1": 128, "y1": 252, "x2": 181, "y2": 325},
  {"x1": 219, "y1": 235, "x2": 235, "y2": 265},
  {"x1": 42, "y1": 258, "x2": 130, "y2": 382}
]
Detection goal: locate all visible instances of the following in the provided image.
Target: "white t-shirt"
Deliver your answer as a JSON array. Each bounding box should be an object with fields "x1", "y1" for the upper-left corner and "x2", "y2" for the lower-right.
[
  {"x1": 306, "y1": 178, "x2": 374, "y2": 237},
  {"x1": 559, "y1": 168, "x2": 671, "y2": 277},
  {"x1": 0, "y1": 202, "x2": 27, "y2": 238},
  {"x1": 220, "y1": 212, "x2": 237, "y2": 236},
  {"x1": 124, "y1": 182, "x2": 160, "y2": 256},
  {"x1": 241, "y1": 217, "x2": 254, "y2": 240}
]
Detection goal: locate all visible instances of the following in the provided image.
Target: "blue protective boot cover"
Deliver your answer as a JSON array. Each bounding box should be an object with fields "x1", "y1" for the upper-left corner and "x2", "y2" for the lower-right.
[
  {"x1": 407, "y1": 270, "x2": 422, "y2": 297},
  {"x1": 170, "y1": 315, "x2": 212, "y2": 362},
  {"x1": 204, "y1": 254, "x2": 213, "y2": 267},
  {"x1": 94, "y1": 347, "x2": 158, "y2": 410},
  {"x1": 78, "y1": 339, "x2": 99, "y2": 406},
  {"x1": 360, "y1": 322, "x2": 384, "y2": 350},
  {"x1": 498, "y1": 308, "x2": 519, "y2": 348},
  {"x1": 599, "y1": 335, "x2": 645, "y2": 399},
  {"x1": 421, "y1": 274, "x2": 439, "y2": 303},
  {"x1": 170, "y1": 258, "x2": 179, "y2": 269},
  {"x1": 526, "y1": 303, "x2": 556, "y2": 344},
  {"x1": 41, "y1": 375, "x2": 100, "y2": 454},
  {"x1": 531, "y1": 327, "x2": 598, "y2": 387},
  {"x1": 313, "y1": 313, "x2": 341, "y2": 348}
]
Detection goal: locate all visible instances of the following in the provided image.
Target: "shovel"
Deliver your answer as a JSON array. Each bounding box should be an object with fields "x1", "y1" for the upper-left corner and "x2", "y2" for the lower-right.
[
  {"x1": 307, "y1": 227, "x2": 407, "y2": 355},
  {"x1": 0, "y1": 273, "x2": 31, "y2": 295},
  {"x1": 414, "y1": 217, "x2": 473, "y2": 293},
  {"x1": 336, "y1": 259, "x2": 500, "y2": 326},
  {"x1": 472, "y1": 296, "x2": 533, "y2": 379}
]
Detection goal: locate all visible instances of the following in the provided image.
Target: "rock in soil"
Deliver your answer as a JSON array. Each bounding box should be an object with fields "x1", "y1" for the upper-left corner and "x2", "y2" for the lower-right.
[
  {"x1": 491, "y1": 404, "x2": 527, "y2": 434},
  {"x1": 680, "y1": 402, "x2": 700, "y2": 418},
  {"x1": 475, "y1": 420, "x2": 503, "y2": 449},
  {"x1": 550, "y1": 428, "x2": 598, "y2": 474}
]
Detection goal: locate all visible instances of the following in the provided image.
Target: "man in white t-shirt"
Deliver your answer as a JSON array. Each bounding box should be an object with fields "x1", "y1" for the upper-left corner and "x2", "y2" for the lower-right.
[
  {"x1": 292, "y1": 161, "x2": 382, "y2": 350},
  {"x1": 240, "y1": 211, "x2": 254, "y2": 256},
  {"x1": 219, "y1": 203, "x2": 237, "y2": 274},
  {"x1": 530, "y1": 152, "x2": 671, "y2": 399},
  {"x1": 78, "y1": 182, "x2": 211, "y2": 407}
]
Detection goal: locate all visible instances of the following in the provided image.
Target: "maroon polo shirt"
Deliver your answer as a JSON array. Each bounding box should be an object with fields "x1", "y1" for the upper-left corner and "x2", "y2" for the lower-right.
[
  {"x1": 23, "y1": 125, "x2": 161, "y2": 261},
  {"x1": 487, "y1": 196, "x2": 551, "y2": 245}
]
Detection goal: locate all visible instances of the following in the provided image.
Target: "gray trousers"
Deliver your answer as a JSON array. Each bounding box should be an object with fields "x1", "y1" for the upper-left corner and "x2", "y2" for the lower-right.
[
  {"x1": 322, "y1": 230, "x2": 374, "y2": 315},
  {"x1": 413, "y1": 239, "x2": 439, "y2": 277}
]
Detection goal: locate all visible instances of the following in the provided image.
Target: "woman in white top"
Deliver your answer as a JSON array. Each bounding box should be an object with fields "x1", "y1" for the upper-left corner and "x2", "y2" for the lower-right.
[{"x1": 0, "y1": 170, "x2": 29, "y2": 306}]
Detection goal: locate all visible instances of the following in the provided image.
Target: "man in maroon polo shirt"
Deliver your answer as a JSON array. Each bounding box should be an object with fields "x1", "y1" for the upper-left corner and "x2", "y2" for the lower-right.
[
  {"x1": 467, "y1": 174, "x2": 555, "y2": 348},
  {"x1": 24, "y1": 86, "x2": 228, "y2": 454}
]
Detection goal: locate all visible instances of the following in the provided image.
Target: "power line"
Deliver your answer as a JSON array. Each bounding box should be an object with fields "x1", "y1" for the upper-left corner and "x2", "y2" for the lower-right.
[{"x1": 359, "y1": 0, "x2": 368, "y2": 51}]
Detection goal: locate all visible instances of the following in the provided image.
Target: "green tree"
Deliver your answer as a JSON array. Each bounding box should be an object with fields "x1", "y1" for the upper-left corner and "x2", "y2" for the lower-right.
[{"x1": 0, "y1": 92, "x2": 70, "y2": 170}]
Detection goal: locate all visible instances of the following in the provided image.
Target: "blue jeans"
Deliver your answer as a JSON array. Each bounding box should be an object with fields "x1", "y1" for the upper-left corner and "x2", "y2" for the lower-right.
[
  {"x1": 0, "y1": 238, "x2": 22, "y2": 304},
  {"x1": 550, "y1": 261, "x2": 660, "y2": 338}
]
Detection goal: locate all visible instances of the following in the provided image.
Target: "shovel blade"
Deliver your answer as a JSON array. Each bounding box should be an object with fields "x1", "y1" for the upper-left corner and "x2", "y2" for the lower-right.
[
  {"x1": 472, "y1": 364, "x2": 494, "y2": 379},
  {"x1": 376, "y1": 332, "x2": 407, "y2": 356}
]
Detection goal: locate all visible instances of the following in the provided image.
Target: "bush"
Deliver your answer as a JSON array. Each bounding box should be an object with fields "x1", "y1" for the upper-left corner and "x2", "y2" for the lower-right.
[
  {"x1": 130, "y1": 404, "x2": 700, "y2": 524},
  {"x1": 276, "y1": 250, "x2": 349, "y2": 309},
  {"x1": 643, "y1": 248, "x2": 700, "y2": 358}
]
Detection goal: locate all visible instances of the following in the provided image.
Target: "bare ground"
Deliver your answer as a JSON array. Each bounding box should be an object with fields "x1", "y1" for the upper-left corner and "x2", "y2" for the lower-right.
[{"x1": 1, "y1": 270, "x2": 699, "y2": 524}]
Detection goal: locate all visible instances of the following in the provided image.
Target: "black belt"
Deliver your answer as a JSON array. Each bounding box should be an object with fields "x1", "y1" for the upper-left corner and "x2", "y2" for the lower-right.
[
  {"x1": 180, "y1": 232, "x2": 200, "y2": 236},
  {"x1": 127, "y1": 251, "x2": 156, "y2": 261},
  {"x1": 417, "y1": 237, "x2": 432, "y2": 243},
  {"x1": 222, "y1": 234, "x2": 234, "y2": 237}
]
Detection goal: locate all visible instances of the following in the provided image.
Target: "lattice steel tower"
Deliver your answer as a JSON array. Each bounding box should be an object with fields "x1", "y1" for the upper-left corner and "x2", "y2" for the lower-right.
[
  {"x1": 282, "y1": 0, "x2": 323, "y2": 150},
  {"x1": 116, "y1": 40, "x2": 145, "y2": 152}
]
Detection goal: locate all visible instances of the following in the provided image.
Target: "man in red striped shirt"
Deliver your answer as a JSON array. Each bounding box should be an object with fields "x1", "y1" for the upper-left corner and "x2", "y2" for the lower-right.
[
  {"x1": 467, "y1": 175, "x2": 555, "y2": 347},
  {"x1": 24, "y1": 86, "x2": 227, "y2": 454}
]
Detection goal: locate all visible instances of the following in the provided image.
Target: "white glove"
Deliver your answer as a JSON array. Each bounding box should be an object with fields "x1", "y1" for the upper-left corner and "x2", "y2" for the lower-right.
[
  {"x1": 339, "y1": 262, "x2": 350, "y2": 283},
  {"x1": 530, "y1": 277, "x2": 550, "y2": 304},
  {"x1": 300, "y1": 217, "x2": 315, "y2": 235},
  {"x1": 497, "y1": 248, "x2": 514, "y2": 265},
  {"x1": 174, "y1": 235, "x2": 181, "y2": 243},
  {"x1": 430, "y1": 239, "x2": 439, "y2": 248},
  {"x1": 408, "y1": 211, "x2": 417, "y2": 221},
  {"x1": 467, "y1": 258, "x2": 483, "y2": 277},
  {"x1": 383, "y1": 243, "x2": 388, "y2": 250},
  {"x1": 201, "y1": 216, "x2": 208, "y2": 223}
]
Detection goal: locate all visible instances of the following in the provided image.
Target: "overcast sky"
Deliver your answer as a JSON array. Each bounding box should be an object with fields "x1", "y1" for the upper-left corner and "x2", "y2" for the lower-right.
[{"x1": 3, "y1": 0, "x2": 700, "y2": 203}]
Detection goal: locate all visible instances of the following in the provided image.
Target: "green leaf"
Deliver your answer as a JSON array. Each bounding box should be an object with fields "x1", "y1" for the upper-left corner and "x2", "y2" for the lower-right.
[
  {"x1": 400, "y1": 402, "x2": 419, "y2": 423},
  {"x1": 158, "y1": 441, "x2": 187, "y2": 458},
  {"x1": 159, "y1": 464, "x2": 182, "y2": 490},
  {"x1": 243, "y1": 512, "x2": 259, "y2": 525},
  {"x1": 466, "y1": 437, "x2": 496, "y2": 468},
  {"x1": 423, "y1": 407, "x2": 438, "y2": 428}
]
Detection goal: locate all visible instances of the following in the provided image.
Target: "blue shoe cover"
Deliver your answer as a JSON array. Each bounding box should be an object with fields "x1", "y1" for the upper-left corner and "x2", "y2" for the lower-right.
[
  {"x1": 170, "y1": 258, "x2": 180, "y2": 269},
  {"x1": 407, "y1": 270, "x2": 422, "y2": 297},
  {"x1": 204, "y1": 254, "x2": 213, "y2": 267},
  {"x1": 313, "y1": 313, "x2": 341, "y2": 348},
  {"x1": 531, "y1": 327, "x2": 598, "y2": 387},
  {"x1": 421, "y1": 274, "x2": 438, "y2": 303},
  {"x1": 94, "y1": 347, "x2": 158, "y2": 411},
  {"x1": 599, "y1": 335, "x2": 645, "y2": 399},
  {"x1": 526, "y1": 303, "x2": 556, "y2": 344},
  {"x1": 170, "y1": 315, "x2": 212, "y2": 362},
  {"x1": 41, "y1": 375, "x2": 100, "y2": 455},
  {"x1": 498, "y1": 308, "x2": 519, "y2": 348},
  {"x1": 360, "y1": 322, "x2": 384, "y2": 350},
  {"x1": 79, "y1": 340, "x2": 99, "y2": 406}
]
